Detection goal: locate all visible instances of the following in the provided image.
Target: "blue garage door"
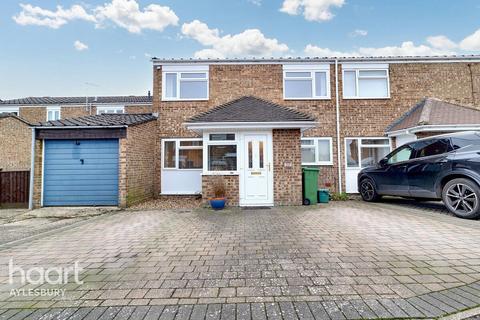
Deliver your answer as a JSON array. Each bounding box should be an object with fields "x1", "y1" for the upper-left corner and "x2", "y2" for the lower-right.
[{"x1": 43, "y1": 139, "x2": 119, "y2": 206}]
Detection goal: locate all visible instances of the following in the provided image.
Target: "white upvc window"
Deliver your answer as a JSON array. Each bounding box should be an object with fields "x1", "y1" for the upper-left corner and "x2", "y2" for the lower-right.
[
  {"x1": 47, "y1": 106, "x2": 61, "y2": 121},
  {"x1": 301, "y1": 137, "x2": 333, "y2": 165},
  {"x1": 283, "y1": 64, "x2": 330, "y2": 100},
  {"x1": 345, "y1": 138, "x2": 391, "y2": 169},
  {"x1": 342, "y1": 64, "x2": 390, "y2": 99},
  {"x1": 162, "y1": 65, "x2": 209, "y2": 101},
  {"x1": 162, "y1": 138, "x2": 203, "y2": 170},
  {"x1": 97, "y1": 106, "x2": 125, "y2": 114},
  {"x1": 0, "y1": 107, "x2": 19, "y2": 116},
  {"x1": 203, "y1": 133, "x2": 238, "y2": 174}
]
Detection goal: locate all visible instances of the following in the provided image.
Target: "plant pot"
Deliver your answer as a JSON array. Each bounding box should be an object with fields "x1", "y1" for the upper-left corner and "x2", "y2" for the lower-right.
[{"x1": 209, "y1": 198, "x2": 226, "y2": 210}]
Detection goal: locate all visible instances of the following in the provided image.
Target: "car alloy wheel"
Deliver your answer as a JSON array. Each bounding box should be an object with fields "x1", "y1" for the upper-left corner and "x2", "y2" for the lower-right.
[
  {"x1": 360, "y1": 179, "x2": 375, "y2": 201},
  {"x1": 445, "y1": 183, "x2": 478, "y2": 216}
]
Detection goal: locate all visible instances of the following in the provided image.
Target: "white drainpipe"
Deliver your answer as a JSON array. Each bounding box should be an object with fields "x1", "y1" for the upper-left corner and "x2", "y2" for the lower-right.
[
  {"x1": 335, "y1": 59, "x2": 343, "y2": 193},
  {"x1": 28, "y1": 128, "x2": 36, "y2": 210}
]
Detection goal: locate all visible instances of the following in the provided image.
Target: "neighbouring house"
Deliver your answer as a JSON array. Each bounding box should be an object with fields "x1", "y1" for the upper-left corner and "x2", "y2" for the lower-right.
[
  {"x1": 152, "y1": 55, "x2": 480, "y2": 205},
  {"x1": 0, "y1": 95, "x2": 152, "y2": 172},
  {"x1": 30, "y1": 113, "x2": 157, "y2": 208}
]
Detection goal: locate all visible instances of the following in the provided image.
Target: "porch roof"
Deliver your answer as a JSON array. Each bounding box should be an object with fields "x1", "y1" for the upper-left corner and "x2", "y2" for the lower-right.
[
  {"x1": 386, "y1": 98, "x2": 480, "y2": 134},
  {"x1": 185, "y1": 96, "x2": 316, "y2": 130}
]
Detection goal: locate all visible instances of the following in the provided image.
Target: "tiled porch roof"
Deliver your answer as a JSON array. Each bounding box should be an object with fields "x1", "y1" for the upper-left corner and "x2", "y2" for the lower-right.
[{"x1": 187, "y1": 96, "x2": 315, "y2": 123}]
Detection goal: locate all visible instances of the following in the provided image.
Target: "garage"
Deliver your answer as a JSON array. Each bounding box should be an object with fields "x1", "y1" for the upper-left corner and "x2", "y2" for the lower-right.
[
  {"x1": 31, "y1": 113, "x2": 157, "y2": 208},
  {"x1": 43, "y1": 139, "x2": 119, "y2": 206}
]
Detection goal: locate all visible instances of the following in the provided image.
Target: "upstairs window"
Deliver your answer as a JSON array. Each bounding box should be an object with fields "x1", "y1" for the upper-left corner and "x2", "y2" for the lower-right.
[
  {"x1": 343, "y1": 64, "x2": 390, "y2": 99},
  {"x1": 283, "y1": 65, "x2": 330, "y2": 100},
  {"x1": 162, "y1": 65, "x2": 209, "y2": 101},
  {"x1": 47, "y1": 107, "x2": 61, "y2": 121},
  {"x1": 97, "y1": 106, "x2": 124, "y2": 114},
  {"x1": 0, "y1": 107, "x2": 19, "y2": 116}
]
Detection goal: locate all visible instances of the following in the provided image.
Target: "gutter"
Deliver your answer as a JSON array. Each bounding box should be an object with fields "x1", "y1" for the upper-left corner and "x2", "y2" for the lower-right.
[
  {"x1": 33, "y1": 125, "x2": 128, "y2": 129},
  {"x1": 28, "y1": 128, "x2": 35, "y2": 210},
  {"x1": 386, "y1": 124, "x2": 480, "y2": 136},
  {"x1": 334, "y1": 59, "x2": 343, "y2": 193}
]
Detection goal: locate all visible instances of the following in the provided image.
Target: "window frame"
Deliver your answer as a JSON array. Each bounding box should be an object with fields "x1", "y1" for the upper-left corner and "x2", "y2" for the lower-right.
[
  {"x1": 345, "y1": 137, "x2": 392, "y2": 169},
  {"x1": 161, "y1": 65, "x2": 209, "y2": 101},
  {"x1": 283, "y1": 64, "x2": 331, "y2": 100},
  {"x1": 203, "y1": 132, "x2": 239, "y2": 175},
  {"x1": 96, "y1": 105, "x2": 125, "y2": 114},
  {"x1": 162, "y1": 138, "x2": 203, "y2": 171},
  {"x1": 342, "y1": 65, "x2": 390, "y2": 99},
  {"x1": 0, "y1": 107, "x2": 20, "y2": 116},
  {"x1": 301, "y1": 137, "x2": 333, "y2": 165},
  {"x1": 46, "y1": 106, "x2": 61, "y2": 121}
]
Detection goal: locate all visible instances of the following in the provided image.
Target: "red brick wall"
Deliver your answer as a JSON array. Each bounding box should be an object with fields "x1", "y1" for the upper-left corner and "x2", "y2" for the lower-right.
[
  {"x1": 202, "y1": 175, "x2": 239, "y2": 206},
  {"x1": 273, "y1": 129, "x2": 302, "y2": 206},
  {"x1": 0, "y1": 117, "x2": 31, "y2": 171}
]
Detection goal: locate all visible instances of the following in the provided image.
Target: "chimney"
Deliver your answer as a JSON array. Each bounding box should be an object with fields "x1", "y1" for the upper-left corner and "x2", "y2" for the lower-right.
[{"x1": 148, "y1": 90, "x2": 151, "y2": 98}]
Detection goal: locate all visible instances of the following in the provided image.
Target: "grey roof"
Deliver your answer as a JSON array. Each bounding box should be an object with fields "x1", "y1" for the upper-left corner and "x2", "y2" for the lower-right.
[
  {"x1": 187, "y1": 96, "x2": 315, "y2": 123},
  {"x1": 152, "y1": 54, "x2": 480, "y2": 64},
  {"x1": 35, "y1": 113, "x2": 157, "y2": 128},
  {"x1": 386, "y1": 98, "x2": 480, "y2": 132},
  {"x1": 0, "y1": 96, "x2": 152, "y2": 106}
]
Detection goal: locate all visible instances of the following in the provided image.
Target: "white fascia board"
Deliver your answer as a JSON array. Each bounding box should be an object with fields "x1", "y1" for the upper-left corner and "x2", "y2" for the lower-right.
[
  {"x1": 283, "y1": 64, "x2": 330, "y2": 71},
  {"x1": 184, "y1": 121, "x2": 318, "y2": 131},
  {"x1": 342, "y1": 63, "x2": 389, "y2": 69},
  {"x1": 162, "y1": 65, "x2": 209, "y2": 72},
  {"x1": 386, "y1": 124, "x2": 480, "y2": 136}
]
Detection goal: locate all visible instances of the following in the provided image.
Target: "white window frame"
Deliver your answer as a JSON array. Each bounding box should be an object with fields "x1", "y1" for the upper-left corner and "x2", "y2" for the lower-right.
[
  {"x1": 162, "y1": 65, "x2": 209, "y2": 101},
  {"x1": 162, "y1": 138, "x2": 203, "y2": 171},
  {"x1": 96, "y1": 105, "x2": 125, "y2": 114},
  {"x1": 0, "y1": 107, "x2": 20, "y2": 116},
  {"x1": 345, "y1": 137, "x2": 392, "y2": 169},
  {"x1": 342, "y1": 63, "x2": 390, "y2": 99},
  {"x1": 46, "y1": 106, "x2": 61, "y2": 121},
  {"x1": 203, "y1": 132, "x2": 239, "y2": 175},
  {"x1": 301, "y1": 137, "x2": 333, "y2": 165},
  {"x1": 283, "y1": 64, "x2": 331, "y2": 100}
]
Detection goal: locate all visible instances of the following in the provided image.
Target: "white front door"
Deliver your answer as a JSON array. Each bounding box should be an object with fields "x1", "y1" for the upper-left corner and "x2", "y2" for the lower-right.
[
  {"x1": 345, "y1": 138, "x2": 392, "y2": 193},
  {"x1": 240, "y1": 133, "x2": 273, "y2": 206}
]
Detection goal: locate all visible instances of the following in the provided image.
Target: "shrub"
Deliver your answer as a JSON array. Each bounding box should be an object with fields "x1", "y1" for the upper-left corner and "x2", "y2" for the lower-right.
[{"x1": 331, "y1": 192, "x2": 349, "y2": 201}]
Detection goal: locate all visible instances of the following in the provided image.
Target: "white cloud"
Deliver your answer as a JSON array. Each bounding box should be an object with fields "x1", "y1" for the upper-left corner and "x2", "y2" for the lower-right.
[
  {"x1": 74, "y1": 40, "x2": 88, "y2": 51},
  {"x1": 95, "y1": 0, "x2": 178, "y2": 33},
  {"x1": 13, "y1": 0, "x2": 178, "y2": 34},
  {"x1": 350, "y1": 29, "x2": 368, "y2": 37},
  {"x1": 426, "y1": 35, "x2": 457, "y2": 50},
  {"x1": 280, "y1": 0, "x2": 345, "y2": 22},
  {"x1": 305, "y1": 41, "x2": 456, "y2": 57},
  {"x1": 247, "y1": 0, "x2": 262, "y2": 6},
  {"x1": 460, "y1": 29, "x2": 480, "y2": 50},
  {"x1": 181, "y1": 20, "x2": 289, "y2": 59},
  {"x1": 13, "y1": 3, "x2": 96, "y2": 29}
]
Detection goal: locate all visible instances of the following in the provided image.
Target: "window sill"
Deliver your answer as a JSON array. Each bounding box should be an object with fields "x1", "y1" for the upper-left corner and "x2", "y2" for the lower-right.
[
  {"x1": 342, "y1": 96, "x2": 391, "y2": 100},
  {"x1": 202, "y1": 172, "x2": 239, "y2": 176},
  {"x1": 284, "y1": 97, "x2": 331, "y2": 101},
  {"x1": 302, "y1": 163, "x2": 334, "y2": 166},
  {"x1": 162, "y1": 98, "x2": 209, "y2": 102}
]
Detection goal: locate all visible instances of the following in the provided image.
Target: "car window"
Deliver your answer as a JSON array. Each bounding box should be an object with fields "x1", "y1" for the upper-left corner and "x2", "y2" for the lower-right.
[
  {"x1": 387, "y1": 145, "x2": 414, "y2": 164},
  {"x1": 451, "y1": 135, "x2": 480, "y2": 149},
  {"x1": 413, "y1": 138, "x2": 452, "y2": 158}
]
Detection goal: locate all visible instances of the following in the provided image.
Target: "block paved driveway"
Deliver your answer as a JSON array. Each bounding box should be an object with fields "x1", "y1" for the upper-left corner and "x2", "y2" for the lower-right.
[{"x1": 0, "y1": 201, "x2": 480, "y2": 319}]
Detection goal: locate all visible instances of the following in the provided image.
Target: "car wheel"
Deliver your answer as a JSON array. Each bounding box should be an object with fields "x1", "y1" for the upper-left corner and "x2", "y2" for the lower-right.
[
  {"x1": 442, "y1": 178, "x2": 480, "y2": 219},
  {"x1": 359, "y1": 178, "x2": 381, "y2": 202}
]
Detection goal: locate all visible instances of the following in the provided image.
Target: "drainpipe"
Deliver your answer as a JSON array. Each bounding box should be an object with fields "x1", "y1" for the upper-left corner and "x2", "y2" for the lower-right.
[
  {"x1": 28, "y1": 128, "x2": 36, "y2": 210},
  {"x1": 335, "y1": 59, "x2": 343, "y2": 193}
]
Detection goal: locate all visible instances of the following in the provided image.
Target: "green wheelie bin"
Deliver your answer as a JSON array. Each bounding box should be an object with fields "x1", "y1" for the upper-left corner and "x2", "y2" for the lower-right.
[{"x1": 302, "y1": 167, "x2": 319, "y2": 205}]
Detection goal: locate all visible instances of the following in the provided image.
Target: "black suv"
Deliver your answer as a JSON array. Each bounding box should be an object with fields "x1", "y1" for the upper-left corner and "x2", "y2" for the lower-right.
[{"x1": 358, "y1": 132, "x2": 480, "y2": 219}]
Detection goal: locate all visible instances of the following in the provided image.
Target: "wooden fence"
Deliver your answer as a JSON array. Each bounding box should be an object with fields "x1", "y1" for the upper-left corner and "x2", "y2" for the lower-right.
[{"x1": 0, "y1": 171, "x2": 30, "y2": 208}]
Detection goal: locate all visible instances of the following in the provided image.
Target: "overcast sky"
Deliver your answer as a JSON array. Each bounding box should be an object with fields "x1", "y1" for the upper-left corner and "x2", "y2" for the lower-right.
[{"x1": 1, "y1": 0, "x2": 480, "y2": 99}]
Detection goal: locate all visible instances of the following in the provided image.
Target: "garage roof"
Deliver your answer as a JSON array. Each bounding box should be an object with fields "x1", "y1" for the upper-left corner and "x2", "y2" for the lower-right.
[
  {"x1": 35, "y1": 113, "x2": 157, "y2": 128},
  {"x1": 386, "y1": 98, "x2": 480, "y2": 133}
]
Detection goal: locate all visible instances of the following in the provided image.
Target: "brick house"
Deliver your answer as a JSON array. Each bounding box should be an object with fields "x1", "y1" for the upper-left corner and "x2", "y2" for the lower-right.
[
  {"x1": 0, "y1": 96, "x2": 152, "y2": 172},
  {"x1": 152, "y1": 56, "x2": 480, "y2": 205}
]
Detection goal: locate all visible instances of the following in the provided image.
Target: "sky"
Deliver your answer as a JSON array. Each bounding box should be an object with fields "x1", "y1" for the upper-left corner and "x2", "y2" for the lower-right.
[{"x1": 1, "y1": 0, "x2": 480, "y2": 99}]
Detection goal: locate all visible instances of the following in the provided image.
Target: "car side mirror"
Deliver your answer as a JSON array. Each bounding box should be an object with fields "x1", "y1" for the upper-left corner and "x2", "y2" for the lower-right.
[{"x1": 379, "y1": 158, "x2": 388, "y2": 166}]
